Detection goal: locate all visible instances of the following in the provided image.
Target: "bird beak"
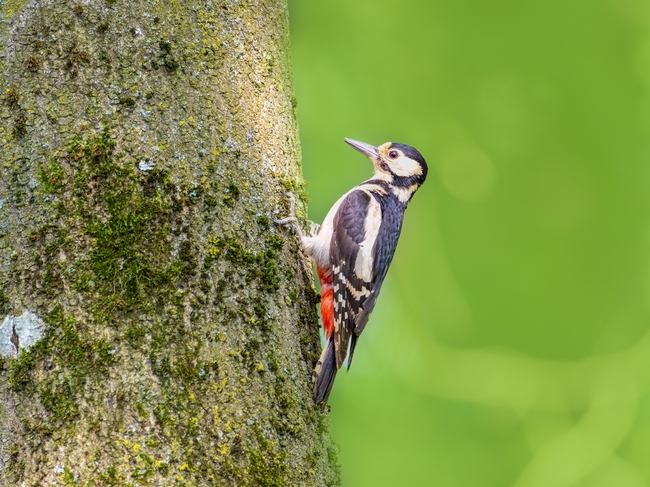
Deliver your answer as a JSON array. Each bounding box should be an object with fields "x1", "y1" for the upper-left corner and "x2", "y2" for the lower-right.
[{"x1": 345, "y1": 138, "x2": 379, "y2": 160}]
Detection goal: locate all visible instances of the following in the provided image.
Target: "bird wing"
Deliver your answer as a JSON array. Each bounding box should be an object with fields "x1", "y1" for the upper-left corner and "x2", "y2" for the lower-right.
[
  {"x1": 330, "y1": 189, "x2": 380, "y2": 369},
  {"x1": 348, "y1": 194, "x2": 404, "y2": 367},
  {"x1": 356, "y1": 195, "x2": 404, "y2": 335}
]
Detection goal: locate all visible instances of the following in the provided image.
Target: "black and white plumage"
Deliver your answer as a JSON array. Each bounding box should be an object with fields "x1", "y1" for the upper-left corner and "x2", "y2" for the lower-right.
[{"x1": 278, "y1": 139, "x2": 427, "y2": 404}]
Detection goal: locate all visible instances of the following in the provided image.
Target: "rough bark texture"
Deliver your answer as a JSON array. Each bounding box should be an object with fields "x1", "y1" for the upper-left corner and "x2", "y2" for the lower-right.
[{"x1": 0, "y1": 0, "x2": 339, "y2": 485}]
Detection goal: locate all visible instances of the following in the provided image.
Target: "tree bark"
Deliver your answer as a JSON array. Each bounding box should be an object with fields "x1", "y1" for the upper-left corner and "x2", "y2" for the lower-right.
[{"x1": 0, "y1": 0, "x2": 339, "y2": 485}]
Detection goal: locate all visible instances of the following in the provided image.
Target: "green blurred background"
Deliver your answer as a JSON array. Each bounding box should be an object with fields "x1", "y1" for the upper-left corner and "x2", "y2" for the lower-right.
[{"x1": 289, "y1": 0, "x2": 650, "y2": 485}]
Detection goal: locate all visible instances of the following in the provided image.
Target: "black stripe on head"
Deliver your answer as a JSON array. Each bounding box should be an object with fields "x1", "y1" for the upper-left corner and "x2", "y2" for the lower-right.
[
  {"x1": 390, "y1": 142, "x2": 428, "y2": 181},
  {"x1": 377, "y1": 160, "x2": 392, "y2": 173}
]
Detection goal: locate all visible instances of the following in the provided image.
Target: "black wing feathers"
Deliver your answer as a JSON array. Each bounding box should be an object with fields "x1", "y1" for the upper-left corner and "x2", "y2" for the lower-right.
[
  {"x1": 346, "y1": 196, "x2": 404, "y2": 369},
  {"x1": 330, "y1": 190, "x2": 373, "y2": 369},
  {"x1": 329, "y1": 190, "x2": 405, "y2": 372},
  {"x1": 370, "y1": 197, "x2": 403, "y2": 301}
]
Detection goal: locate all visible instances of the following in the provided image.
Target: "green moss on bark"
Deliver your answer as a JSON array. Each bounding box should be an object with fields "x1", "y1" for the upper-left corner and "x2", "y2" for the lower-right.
[{"x1": 0, "y1": 0, "x2": 338, "y2": 485}]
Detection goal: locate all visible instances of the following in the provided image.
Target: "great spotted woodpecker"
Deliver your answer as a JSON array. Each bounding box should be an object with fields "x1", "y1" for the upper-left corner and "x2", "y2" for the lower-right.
[{"x1": 276, "y1": 139, "x2": 427, "y2": 403}]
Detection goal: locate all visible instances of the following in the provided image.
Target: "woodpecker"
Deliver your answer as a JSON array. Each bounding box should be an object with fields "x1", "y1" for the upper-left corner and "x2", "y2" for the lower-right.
[{"x1": 276, "y1": 138, "x2": 427, "y2": 404}]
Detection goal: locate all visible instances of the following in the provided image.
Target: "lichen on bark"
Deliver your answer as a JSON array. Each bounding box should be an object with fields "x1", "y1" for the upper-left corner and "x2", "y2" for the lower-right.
[{"x1": 0, "y1": 0, "x2": 339, "y2": 485}]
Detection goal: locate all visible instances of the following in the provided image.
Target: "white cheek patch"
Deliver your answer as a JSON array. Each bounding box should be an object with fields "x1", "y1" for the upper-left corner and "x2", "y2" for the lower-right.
[{"x1": 390, "y1": 156, "x2": 422, "y2": 178}]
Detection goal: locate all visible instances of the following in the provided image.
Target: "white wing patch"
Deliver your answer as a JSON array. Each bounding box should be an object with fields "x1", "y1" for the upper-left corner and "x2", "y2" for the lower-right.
[{"x1": 354, "y1": 193, "x2": 382, "y2": 282}]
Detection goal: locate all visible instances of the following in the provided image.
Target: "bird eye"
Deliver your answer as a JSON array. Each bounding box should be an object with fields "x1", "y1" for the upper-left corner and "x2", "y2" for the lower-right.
[{"x1": 388, "y1": 150, "x2": 399, "y2": 159}]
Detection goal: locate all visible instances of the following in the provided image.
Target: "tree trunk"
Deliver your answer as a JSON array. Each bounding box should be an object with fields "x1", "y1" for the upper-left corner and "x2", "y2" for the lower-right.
[{"x1": 0, "y1": 0, "x2": 339, "y2": 485}]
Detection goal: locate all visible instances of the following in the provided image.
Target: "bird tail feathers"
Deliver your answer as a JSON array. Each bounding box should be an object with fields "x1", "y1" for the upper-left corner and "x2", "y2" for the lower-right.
[
  {"x1": 347, "y1": 334, "x2": 359, "y2": 370},
  {"x1": 313, "y1": 338, "x2": 338, "y2": 404}
]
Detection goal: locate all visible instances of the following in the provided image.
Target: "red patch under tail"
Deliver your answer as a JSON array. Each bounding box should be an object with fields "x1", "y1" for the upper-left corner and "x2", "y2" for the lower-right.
[{"x1": 317, "y1": 266, "x2": 334, "y2": 339}]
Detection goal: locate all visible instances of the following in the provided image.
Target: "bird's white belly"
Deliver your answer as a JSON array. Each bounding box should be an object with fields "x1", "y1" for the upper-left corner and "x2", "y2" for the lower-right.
[{"x1": 301, "y1": 189, "x2": 354, "y2": 268}]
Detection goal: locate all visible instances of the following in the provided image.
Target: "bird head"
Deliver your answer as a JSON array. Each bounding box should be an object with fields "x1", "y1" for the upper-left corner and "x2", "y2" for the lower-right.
[{"x1": 344, "y1": 138, "x2": 428, "y2": 189}]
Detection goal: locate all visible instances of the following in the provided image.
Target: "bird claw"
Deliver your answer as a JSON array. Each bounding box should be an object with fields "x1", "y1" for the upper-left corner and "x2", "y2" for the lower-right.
[
  {"x1": 275, "y1": 193, "x2": 321, "y2": 238},
  {"x1": 274, "y1": 216, "x2": 297, "y2": 225},
  {"x1": 274, "y1": 192, "x2": 304, "y2": 237}
]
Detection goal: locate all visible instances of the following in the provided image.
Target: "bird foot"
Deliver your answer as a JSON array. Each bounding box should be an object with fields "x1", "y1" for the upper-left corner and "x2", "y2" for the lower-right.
[
  {"x1": 274, "y1": 193, "x2": 321, "y2": 238},
  {"x1": 274, "y1": 192, "x2": 304, "y2": 237}
]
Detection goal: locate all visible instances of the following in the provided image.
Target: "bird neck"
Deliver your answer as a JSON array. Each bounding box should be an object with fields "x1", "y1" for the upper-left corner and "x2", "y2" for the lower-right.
[{"x1": 358, "y1": 178, "x2": 418, "y2": 206}]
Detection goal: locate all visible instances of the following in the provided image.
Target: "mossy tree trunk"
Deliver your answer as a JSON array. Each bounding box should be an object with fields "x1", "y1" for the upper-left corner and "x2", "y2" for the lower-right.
[{"x1": 0, "y1": 0, "x2": 339, "y2": 485}]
